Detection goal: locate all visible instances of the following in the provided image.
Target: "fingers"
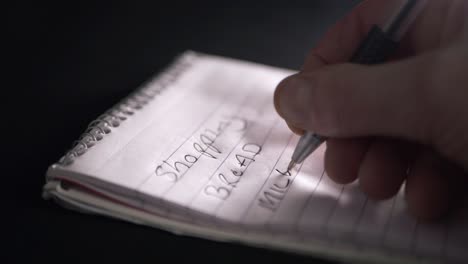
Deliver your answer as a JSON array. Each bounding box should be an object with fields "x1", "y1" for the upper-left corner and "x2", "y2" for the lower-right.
[
  {"x1": 277, "y1": 1, "x2": 380, "y2": 137},
  {"x1": 325, "y1": 138, "x2": 369, "y2": 184},
  {"x1": 358, "y1": 140, "x2": 409, "y2": 200},
  {"x1": 276, "y1": 0, "x2": 468, "y2": 223},
  {"x1": 274, "y1": 52, "x2": 437, "y2": 145},
  {"x1": 405, "y1": 151, "x2": 454, "y2": 221},
  {"x1": 325, "y1": 138, "x2": 465, "y2": 220},
  {"x1": 287, "y1": 122, "x2": 304, "y2": 135}
]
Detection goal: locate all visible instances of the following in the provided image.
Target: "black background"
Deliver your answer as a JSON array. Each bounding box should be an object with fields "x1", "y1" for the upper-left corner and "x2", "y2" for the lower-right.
[{"x1": 8, "y1": 1, "x2": 362, "y2": 263}]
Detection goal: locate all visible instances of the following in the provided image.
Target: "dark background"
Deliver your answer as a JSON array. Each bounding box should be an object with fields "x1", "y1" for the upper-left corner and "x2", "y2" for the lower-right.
[{"x1": 8, "y1": 1, "x2": 362, "y2": 263}]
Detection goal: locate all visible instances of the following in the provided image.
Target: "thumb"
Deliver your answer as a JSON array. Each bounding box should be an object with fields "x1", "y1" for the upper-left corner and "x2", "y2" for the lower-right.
[{"x1": 274, "y1": 52, "x2": 440, "y2": 145}]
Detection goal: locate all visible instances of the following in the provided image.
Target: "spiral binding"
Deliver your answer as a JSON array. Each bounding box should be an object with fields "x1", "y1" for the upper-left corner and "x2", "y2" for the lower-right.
[{"x1": 57, "y1": 51, "x2": 199, "y2": 166}]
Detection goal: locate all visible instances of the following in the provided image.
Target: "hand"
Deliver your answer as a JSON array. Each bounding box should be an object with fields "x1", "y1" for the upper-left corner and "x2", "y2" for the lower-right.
[{"x1": 274, "y1": 0, "x2": 468, "y2": 221}]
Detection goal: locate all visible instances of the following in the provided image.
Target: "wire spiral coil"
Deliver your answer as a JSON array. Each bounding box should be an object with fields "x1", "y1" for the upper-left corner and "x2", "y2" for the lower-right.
[{"x1": 57, "y1": 51, "x2": 198, "y2": 166}]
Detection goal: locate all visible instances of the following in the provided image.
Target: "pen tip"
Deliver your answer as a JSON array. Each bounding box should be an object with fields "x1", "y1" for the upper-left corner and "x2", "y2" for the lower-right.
[{"x1": 287, "y1": 161, "x2": 296, "y2": 172}]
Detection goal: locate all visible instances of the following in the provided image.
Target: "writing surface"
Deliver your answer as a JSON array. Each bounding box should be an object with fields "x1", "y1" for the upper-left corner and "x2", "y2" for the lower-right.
[
  {"x1": 48, "y1": 52, "x2": 468, "y2": 264},
  {"x1": 383, "y1": 187, "x2": 418, "y2": 252},
  {"x1": 355, "y1": 198, "x2": 395, "y2": 245},
  {"x1": 268, "y1": 148, "x2": 325, "y2": 233}
]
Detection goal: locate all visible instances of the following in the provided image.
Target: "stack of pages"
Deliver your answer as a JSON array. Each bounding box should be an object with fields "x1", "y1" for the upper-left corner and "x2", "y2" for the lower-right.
[{"x1": 43, "y1": 51, "x2": 468, "y2": 264}]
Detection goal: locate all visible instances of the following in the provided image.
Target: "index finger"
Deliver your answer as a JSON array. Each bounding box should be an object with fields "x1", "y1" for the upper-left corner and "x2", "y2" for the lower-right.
[{"x1": 276, "y1": 0, "x2": 397, "y2": 133}]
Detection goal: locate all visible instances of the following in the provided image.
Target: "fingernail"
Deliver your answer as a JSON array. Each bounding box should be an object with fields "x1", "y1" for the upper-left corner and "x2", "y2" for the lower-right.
[{"x1": 277, "y1": 77, "x2": 311, "y2": 126}]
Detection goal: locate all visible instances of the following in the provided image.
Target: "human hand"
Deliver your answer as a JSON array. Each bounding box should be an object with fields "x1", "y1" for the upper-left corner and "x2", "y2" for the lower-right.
[{"x1": 274, "y1": 0, "x2": 468, "y2": 220}]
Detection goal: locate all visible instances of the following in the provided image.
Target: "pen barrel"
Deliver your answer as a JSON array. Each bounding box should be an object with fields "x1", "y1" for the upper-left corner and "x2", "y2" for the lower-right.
[
  {"x1": 350, "y1": 25, "x2": 398, "y2": 65},
  {"x1": 291, "y1": 132, "x2": 325, "y2": 164}
]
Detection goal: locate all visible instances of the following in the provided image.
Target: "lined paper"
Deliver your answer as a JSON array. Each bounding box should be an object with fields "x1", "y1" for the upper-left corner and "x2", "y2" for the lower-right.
[{"x1": 53, "y1": 52, "x2": 468, "y2": 263}]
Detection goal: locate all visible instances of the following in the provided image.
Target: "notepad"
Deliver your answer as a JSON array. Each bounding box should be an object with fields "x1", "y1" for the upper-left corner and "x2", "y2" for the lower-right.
[{"x1": 43, "y1": 51, "x2": 468, "y2": 264}]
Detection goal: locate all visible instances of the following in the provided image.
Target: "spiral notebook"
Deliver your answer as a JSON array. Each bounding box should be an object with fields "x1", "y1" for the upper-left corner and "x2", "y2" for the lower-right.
[{"x1": 43, "y1": 51, "x2": 468, "y2": 264}]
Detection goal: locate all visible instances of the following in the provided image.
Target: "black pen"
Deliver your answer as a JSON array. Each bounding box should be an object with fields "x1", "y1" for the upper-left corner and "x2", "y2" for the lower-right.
[{"x1": 287, "y1": 0, "x2": 426, "y2": 171}]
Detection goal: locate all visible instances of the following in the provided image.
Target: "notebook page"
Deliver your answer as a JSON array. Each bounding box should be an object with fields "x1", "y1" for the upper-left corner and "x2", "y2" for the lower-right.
[{"x1": 49, "y1": 52, "x2": 468, "y2": 263}]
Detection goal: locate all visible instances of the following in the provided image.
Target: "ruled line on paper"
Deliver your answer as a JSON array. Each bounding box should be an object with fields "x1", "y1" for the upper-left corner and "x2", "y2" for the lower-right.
[
  {"x1": 238, "y1": 134, "x2": 295, "y2": 224},
  {"x1": 184, "y1": 99, "x2": 274, "y2": 210}
]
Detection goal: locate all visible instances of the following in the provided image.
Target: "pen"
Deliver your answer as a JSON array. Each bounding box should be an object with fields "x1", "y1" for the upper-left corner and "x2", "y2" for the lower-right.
[{"x1": 287, "y1": 0, "x2": 426, "y2": 171}]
